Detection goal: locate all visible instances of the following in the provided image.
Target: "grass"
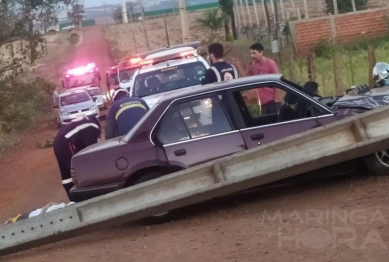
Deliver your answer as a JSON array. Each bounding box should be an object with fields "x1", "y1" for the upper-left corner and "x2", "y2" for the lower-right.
[
  {"x1": 228, "y1": 35, "x2": 389, "y2": 97},
  {"x1": 0, "y1": 111, "x2": 55, "y2": 157}
]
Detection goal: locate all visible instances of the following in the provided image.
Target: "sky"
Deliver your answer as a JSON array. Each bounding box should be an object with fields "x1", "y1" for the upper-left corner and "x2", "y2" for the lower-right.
[{"x1": 83, "y1": 0, "x2": 121, "y2": 7}]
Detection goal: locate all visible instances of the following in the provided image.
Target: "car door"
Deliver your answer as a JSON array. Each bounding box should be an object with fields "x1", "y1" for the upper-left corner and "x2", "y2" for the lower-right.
[
  {"x1": 154, "y1": 93, "x2": 246, "y2": 167},
  {"x1": 228, "y1": 82, "x2": 341, "y2": 149}
]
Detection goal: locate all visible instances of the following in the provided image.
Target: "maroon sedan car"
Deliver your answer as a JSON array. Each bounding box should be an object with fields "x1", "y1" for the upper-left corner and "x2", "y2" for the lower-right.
[{"x1": 69, "y1": 74, "x2": 381, "y2": 222}]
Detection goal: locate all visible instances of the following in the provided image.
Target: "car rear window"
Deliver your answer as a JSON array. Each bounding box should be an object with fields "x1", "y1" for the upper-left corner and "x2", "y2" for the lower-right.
[
  {"x1": 132, "y1": 61, "x2": 207, "y2": 97},
  {"x1": 60, "y1": 92, "x2": 90, "y2": 106},
  {"x1": 88, "y1": 89, "x2": 102, "y2": 96}
]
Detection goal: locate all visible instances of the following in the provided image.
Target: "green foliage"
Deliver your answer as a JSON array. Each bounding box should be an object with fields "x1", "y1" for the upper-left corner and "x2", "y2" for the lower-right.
[
  {"x1": 196, "y1": 8, "x2": 225, "y2": 42},
  {"x1": 325, "y1": 0, "x2": 368, "y2": 14},
  {"x1": 67, "y1": 1, "x2": 85, "y2": 30},
  {"x1": 0, "y1": 76, "x2": 56, "y2": 134}
]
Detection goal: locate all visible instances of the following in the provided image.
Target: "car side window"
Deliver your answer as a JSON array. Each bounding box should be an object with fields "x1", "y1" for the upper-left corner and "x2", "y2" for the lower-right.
[
  {"x1": 157, "y1": 106, "x2": 190, "y2": 145},
  {"x1": 157, "y1": 95, "x2": 233, "y2": 145},
  {"x1": 233, "y1": 84, "x2": 326, "y2": 128}
]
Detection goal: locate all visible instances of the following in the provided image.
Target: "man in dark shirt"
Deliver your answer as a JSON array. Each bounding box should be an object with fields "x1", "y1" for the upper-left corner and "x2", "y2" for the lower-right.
[
  {"x1": 201, "y1": 42, "x2": 238, "y2": 85},
  {"x1": 105, "y1": 88, "x2": 150, "y2": 139},
  {"x1": 53, "y1": 115, "x2": 101, "y2": 200}
]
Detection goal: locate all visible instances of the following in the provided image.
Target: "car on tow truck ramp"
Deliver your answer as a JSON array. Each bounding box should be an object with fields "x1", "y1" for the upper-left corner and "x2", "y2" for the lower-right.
[{"x1": 69, "y1": 74, "x2": 389, "y2": 223}]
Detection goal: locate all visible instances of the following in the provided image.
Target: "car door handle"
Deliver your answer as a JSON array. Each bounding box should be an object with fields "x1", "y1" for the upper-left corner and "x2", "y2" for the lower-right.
[
  {"x1": 174, "y1": 149, "x2": 186, "y2": 156},
  {"x1": 251, "y1": 133, "x2": 264, "y2": 141}
]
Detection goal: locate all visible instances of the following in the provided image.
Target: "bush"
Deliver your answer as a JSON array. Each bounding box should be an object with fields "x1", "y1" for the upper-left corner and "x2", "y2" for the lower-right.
[{"x1": 0, "y1": 76, "x2": 55, "y2": 133}]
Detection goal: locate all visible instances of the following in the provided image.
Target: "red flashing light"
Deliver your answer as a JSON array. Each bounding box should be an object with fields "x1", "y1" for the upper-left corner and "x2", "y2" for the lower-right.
[
  {"x1": 67, "y1": 63, "x2": 97, "y2": 76},
  {"x1": 180, "y1": 50, "x2": 195, "y2": 57},
  {"x1": 139, "y1": 59, "x2": 153, "y2": 65}
]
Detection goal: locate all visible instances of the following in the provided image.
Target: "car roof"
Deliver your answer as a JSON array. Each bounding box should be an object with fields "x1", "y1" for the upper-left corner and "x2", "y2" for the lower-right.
[
  {"x1": 155, "y1": 74, "x2": 285, "y2": 102},
  {"x1": 137, "y1": 56, "x2": 204, "y2": 74}
]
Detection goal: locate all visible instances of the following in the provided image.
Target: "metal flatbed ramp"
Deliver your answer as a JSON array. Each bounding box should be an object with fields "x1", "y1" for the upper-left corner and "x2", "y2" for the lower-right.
[{"x1": 2, "y1": 106, "x2": 389, "y2": 257}]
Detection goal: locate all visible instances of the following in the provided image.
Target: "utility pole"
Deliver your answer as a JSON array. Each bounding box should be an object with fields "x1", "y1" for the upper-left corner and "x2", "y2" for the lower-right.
[
  {"x1": 121, "y1": 0, "x2": 128, "y2": 24},
  {"x1": 238, "y1": 0, "x2": 246, "y2": 26},
  {"x1": 138, "y1": 0, "x2": 151, "y2": 50},
  {"x1": 252, "y1": 0, "x2": 259, "y2": 26},
  {"x1": 333, "y1": 0, "x2": 338, "y2": 14},
  {"x1": 164, "y1": 16, "x2": 170, "y2": 46},
  {"x1": 234, "y1": 0, "x2": 242, "y2": 37},
  {"x1": 303, "y1": 0, "x2": 309, "y2": 18},
  {"x1": 262, "y1": 0, "x2": 269, "y2": 29},
  {"x1": 351, "y1": 0, "x2": 357, "y2": 11},
  {"x1": 245, "y1": 0, "x2": 252, "y2": 26},
  {"x1": 178, "y1": 0, "x2": 190, "y2": 43}
]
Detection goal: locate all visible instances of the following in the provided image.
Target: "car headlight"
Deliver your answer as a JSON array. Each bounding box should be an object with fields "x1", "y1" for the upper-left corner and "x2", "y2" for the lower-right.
[
  {"x1": 90, "y1": 105, "x2": 97, "y2": 110},
  {"x1": 204, "y1": 98, "x2": 212, "y2": 108},
  {"x1": 61, "y1": 111, "x2": 69, "y2": 116}
]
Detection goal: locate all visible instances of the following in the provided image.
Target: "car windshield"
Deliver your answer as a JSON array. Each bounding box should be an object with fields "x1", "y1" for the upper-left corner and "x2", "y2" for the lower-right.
[
  {"x1": 133, "y1": 61, "x2": 207, "y2": 97},
  {"x1": 119, "y1": 68, "x2": 137, "y2": 83},
  {"x1": 60, "y1": 92, "x2": 91, "y2": 106},
  {"x1": 87, "y1": 88, "x2": 102, "y2": 96},
  {"x1": 66, "y1": 73, "x2": 95, "y2": 88}
]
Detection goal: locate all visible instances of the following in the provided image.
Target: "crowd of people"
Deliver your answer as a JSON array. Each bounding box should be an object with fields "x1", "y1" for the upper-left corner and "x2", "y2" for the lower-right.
[{"x1": 3, "y1": 41, "x2": 281, "y2": 226}]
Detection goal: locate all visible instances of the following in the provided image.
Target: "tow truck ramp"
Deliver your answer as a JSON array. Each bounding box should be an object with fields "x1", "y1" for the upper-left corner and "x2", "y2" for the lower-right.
[{"x1": 2, "y1": 106, "x2": 389, "y2": 257}]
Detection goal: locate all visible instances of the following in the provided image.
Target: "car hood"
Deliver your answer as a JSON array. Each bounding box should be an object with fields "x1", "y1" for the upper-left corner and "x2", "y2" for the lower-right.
[
  {"x1": 75, "y1": 136, "x2": 124, "y2": 157},
  {"x1": 61, "y1": 101, "x2": 94, "y2": 112}
]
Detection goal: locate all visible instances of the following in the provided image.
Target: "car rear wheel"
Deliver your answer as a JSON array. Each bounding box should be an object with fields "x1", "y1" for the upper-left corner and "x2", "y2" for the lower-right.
[
  {"x1": 362, "y1": 151, "x2": 389, "y2": 176},
  {"x1": 134, "y1": 171, "x2": 175, "y2": 224}
]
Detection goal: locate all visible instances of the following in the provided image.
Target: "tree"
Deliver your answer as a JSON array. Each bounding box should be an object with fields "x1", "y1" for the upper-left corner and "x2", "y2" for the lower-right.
[
  {"x1": 219, "y1": 0, "x2": 237, "y2": 40},
  {"x1": 325, "y1": 0, "x2": 367, "y2": 14},
  {"x1": 0, "y1": 0, "x2": 73, "y2": 75},
  {"x1": 196, "y1": 8, "x2": 225, "y2": 42},
  {"x1": 112, "y1": 7, "x2": 122, "y2": 22},
  {"x1": 67, "y1": 1, "x2": 85, "y2": 30},
  {"x1": 0, "y1": 0, "x2": 73, "y2": 133}
]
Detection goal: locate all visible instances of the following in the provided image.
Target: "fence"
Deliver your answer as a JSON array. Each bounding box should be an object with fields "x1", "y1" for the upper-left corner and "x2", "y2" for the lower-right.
[
  {"x1": 262, "y1": 44, "x2": 381, "y2": 97},
  {"x1": 289, "y1": 7, "x2": 389, "y2": 55}
]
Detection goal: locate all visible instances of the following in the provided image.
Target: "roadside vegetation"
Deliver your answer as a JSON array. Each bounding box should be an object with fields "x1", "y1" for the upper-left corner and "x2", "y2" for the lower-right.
[{"x1": 0, "y1": 0, "x2": 79, "y2": 154}]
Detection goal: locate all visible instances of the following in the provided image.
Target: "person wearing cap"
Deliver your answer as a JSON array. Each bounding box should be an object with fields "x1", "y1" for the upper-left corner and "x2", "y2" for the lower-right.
[
  {"x1": 201, "y1": 42, "x2": 238, "y2": 85},
  {"x1": 105, "y1": 88, "x2": 150, "y2": 140},
  {"x1": 232, "y1": 43, "x2": 282, "y2": 114},
  {"x1": 53, "y1": 115, "x2": 101, "y2": 201}
]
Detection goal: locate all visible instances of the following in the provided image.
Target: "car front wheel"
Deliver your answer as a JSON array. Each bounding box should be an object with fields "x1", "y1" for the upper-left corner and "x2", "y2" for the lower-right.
[
  {"x1": 362, "y1": 150, "x2": 389, "y2": 176},
  {"x1": 134, "y1": 172, "x2": 175, "y2": 224}
]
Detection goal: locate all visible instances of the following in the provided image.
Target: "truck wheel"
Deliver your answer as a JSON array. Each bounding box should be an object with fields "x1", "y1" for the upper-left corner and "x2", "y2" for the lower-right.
[
  {"x1": 134, "y1": 172, "x2": 175, "y2": 224},
  {"x1": 362, "y1": 151, "x2": 389, "y2": 176}
]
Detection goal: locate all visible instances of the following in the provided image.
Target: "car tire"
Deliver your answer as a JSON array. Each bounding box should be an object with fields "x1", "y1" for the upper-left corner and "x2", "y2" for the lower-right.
[
  {"x1": 362, "y1": 151, "x2": 389, "y2": 176},
  {"x1": 134, "y1": 172, "x2": 175, "y2": 224}
]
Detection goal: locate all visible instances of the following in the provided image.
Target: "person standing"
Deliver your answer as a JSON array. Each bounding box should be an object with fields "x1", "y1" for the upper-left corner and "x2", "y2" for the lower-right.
[
  {"x1": 53, "y1": 115, "x2": 101, "y2": 201},
  {"x1": 105, "y1": 89, "x2": 150, "y2": 140},
  {"x1": 232, "y1": 43, "x2": 282, "y2": 114},
  {"x1": 201, "y1": 42, "x2": 238, "y2": 85}
]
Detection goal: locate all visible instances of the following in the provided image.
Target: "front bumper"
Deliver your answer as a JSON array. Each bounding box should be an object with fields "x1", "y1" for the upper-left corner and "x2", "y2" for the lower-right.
[
  {"x1": 60, "y1": 110, "x2": 100, "y2": 124},
  {"x1": 69, "y1": 182, "x2": 125, "y2": 202}
]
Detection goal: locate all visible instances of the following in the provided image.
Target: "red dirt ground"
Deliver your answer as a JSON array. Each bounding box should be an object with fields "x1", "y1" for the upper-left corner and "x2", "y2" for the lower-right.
[{"x1": 1, "y1": 25, "x2": 389, "y2": 262}]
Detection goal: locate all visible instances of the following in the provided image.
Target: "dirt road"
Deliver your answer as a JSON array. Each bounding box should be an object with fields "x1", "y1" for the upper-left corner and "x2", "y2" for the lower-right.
[
  {"x1": 69, "y1": 25, "x2": 115, "y2": 94},
  {"x1": 1, "y1": 25, "x2": 389, "y2": 261}
]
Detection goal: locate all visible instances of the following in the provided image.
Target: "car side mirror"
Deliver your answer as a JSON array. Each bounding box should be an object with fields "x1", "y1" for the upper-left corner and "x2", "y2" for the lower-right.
[{"x1": 92, "y1": 97, "x2": 97, "y2": 102}]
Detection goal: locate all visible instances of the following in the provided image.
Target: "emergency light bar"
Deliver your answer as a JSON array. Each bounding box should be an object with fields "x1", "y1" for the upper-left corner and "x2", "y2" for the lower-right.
[
  {"x1": 66, "y1": 63, "x2": 97, "y2": 76},
  {"x1": 118, "y1": 47, "x2": 198, "y2": 71}
]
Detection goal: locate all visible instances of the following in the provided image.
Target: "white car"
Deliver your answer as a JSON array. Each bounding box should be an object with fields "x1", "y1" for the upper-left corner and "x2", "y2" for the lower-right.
[{"x1": 54, "y1": 89, "x2": 99, "y2": 127}]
